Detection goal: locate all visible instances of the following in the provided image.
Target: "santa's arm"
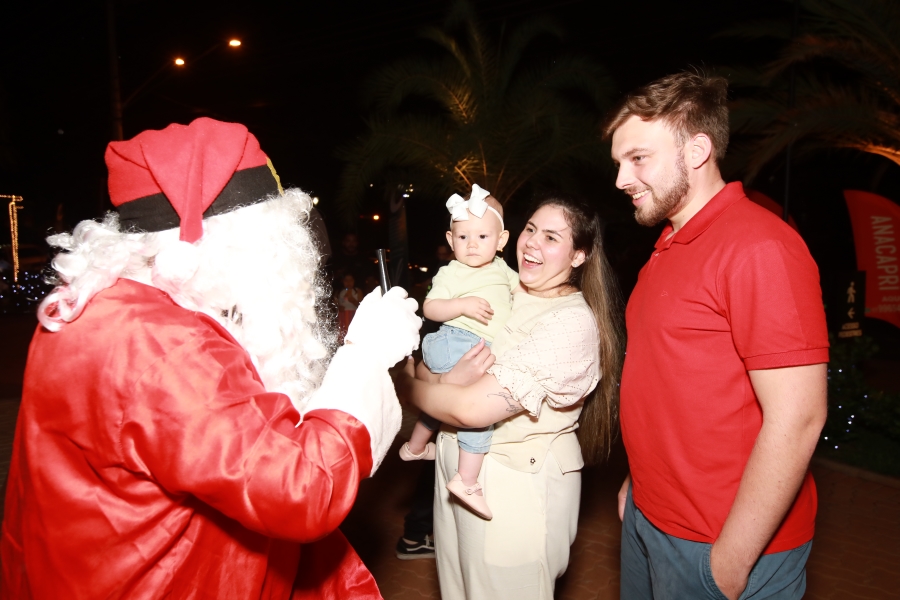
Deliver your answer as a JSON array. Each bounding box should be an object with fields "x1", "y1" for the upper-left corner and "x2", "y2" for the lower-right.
[
  {"x1": 240, "y1": 399, "x2": 376, "y2": 542},
  {"x1": 121, "y1": 288, "x2": 420, "y2": 542},
  {"x1": 301, "y1": 286, "x2": 422, "y2": 473},
  {"x1": 123, "y1": 348, "x2": 374, "y2": 542},
  {"x1": 302, "y1": 344, "x2": 403, "y2": 475}
]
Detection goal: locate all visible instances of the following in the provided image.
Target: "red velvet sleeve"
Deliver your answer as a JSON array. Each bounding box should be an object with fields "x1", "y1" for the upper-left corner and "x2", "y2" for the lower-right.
[{"x1": 120, "y1": 330, "x2": 372, "y2": 543}]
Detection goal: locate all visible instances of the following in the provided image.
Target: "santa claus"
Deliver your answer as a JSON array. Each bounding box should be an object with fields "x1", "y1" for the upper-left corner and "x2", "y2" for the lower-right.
[{"x1": 1, "y1": 118, "x2": 420, "y2": 598}]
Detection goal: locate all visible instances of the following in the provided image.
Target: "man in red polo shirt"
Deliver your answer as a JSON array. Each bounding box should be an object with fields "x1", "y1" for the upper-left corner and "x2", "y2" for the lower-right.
[{"x1": 607, "y1": 72, "x2": 829, "y2": 599}]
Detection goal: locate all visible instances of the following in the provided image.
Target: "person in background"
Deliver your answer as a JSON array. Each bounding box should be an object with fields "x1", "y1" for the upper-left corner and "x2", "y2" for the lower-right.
[
  {"x1": 337, "y1": 272, "x2": 363, "y2": 342},
  {"x1": 332, "y1": 232, "x2": 374, "y2": 287},
  {"x1": 607, "y1": 71, "x2": 829, "y2": 600},
  {"x1": 395, "y1": 242, "x2": 455, "y2": 560},
  {"x1": 307, "y1": 207, "x2": 332, "y2": 264}
]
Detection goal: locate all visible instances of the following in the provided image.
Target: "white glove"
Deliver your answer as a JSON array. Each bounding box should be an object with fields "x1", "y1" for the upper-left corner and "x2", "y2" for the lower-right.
[
  {"x1": 302, "y1": 287, "x2": 421, "y2": 476},
  {"x1": 345, "y1": 287, "x2": 421, "y2": 369}
]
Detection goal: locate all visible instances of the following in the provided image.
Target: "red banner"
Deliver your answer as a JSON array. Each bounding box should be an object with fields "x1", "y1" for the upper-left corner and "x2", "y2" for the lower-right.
[
  {"x1": 745, "y1": 189, "x2": 799, "y2": 231},
  {"x1": 844, "y1": 190, "x2": 900, "y2": 330}
]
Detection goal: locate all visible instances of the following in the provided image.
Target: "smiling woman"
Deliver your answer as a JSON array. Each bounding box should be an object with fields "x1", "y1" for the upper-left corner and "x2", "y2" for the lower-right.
[
  {"x1": 396, "y1": 192, "x2": 623, "y2": 600},
  {"x1": 517, "y1": 204, "x2": 585, "y2": 296}
]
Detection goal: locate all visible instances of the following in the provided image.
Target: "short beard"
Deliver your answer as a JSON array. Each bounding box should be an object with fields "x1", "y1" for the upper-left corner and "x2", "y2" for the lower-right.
[{"x1": 634, "y1": 153, "x2": 690, "y2": 227}]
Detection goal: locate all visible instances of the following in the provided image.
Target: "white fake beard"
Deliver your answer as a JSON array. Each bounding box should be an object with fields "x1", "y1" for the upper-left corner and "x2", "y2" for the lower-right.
[{"x1": 151, "y1": 189, "x2": 337, "y2": 408}]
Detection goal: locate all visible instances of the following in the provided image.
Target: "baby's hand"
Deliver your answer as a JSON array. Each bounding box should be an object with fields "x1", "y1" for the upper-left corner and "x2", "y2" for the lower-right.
[{"x1": 459, "y1": 297, "x2": 494, "y2": 325}]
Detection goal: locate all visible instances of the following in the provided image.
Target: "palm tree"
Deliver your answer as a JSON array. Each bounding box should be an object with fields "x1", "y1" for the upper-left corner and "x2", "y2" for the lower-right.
[
  {"x1": 336, "y1": 0, "x2": 615, "y2": 222},
  {"x1": 722, "y1": 0, "x2": 900, "y2": 181}
]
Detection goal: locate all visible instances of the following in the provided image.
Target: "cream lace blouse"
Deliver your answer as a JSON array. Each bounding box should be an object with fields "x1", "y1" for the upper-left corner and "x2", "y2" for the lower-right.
[{"x1": 485, "y1": 291, "x2": 600, "y2": 474}]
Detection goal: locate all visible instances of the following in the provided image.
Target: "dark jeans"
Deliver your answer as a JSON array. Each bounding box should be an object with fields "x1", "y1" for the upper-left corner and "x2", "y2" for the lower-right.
[
  {"x1": 621, "y1": 485, "x2": 811, "y2": 599},
  {"x1": 402, "y1": 461, "x2": 435, "y2": 541}
]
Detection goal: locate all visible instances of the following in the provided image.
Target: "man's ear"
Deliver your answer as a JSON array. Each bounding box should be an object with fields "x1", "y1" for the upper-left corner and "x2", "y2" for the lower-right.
[
  {"x1": 445, "y1": 230, "x2": 454, "y2": 249},
  {"x1": 496, "y1": 230, "x2": 510, "y2": 252},
  {"x1": 571, "y1": 249, "x2": 586, "y2": 268},
  {"x1": 688, "y1": 133, "x2": 714, "y2": 169}
]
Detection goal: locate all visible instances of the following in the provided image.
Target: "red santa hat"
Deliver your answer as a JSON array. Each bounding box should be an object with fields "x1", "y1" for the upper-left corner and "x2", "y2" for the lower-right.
[{"x1": 105, "y1": 117, "x2": 283, "y2": 243}]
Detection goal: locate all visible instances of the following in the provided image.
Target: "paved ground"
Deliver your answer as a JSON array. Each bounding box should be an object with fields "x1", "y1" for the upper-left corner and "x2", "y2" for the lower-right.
[
  {"x1": 1, "y1": 313, "x2": 898, "y2": 598},
  {"x1": 343, "y1": 423, "x2": 900, "y2": 600}
]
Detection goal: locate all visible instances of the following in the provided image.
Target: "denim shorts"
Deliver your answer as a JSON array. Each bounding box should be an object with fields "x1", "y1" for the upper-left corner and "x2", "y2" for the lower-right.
[
  {"x1": 621, "y1": 485, "x2": 811, "y2": 599},
  {"x1": 422, "y1": 325, "x2": 488, "y2": 373},
  {"x1": 420, "y1": 325, "x2": 493, "y2": 454}
]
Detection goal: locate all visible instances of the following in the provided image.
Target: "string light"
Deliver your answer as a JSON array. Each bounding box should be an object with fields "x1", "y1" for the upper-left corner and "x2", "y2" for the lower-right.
[
  {"x1": 0, "y1": 269, "x2": 51, "y2": 314},
  {"x1": 1, "y1": 195, "x2": 53, "y2": 314},
  {"x1": 3, "y1": 195, "x2": 23, "y2": 282},
  {"x1": 821, "y1": 336, "x2": 900, "y2": 458}
]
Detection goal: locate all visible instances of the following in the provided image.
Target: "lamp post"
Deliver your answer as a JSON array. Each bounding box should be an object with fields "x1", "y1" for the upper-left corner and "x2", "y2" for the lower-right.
[
  {"x1": 106, "y1": 0, "x2": 124, "y2": 141},
  {"x1": 106, "y1": 0, "x2": 241, "y2": 140}
]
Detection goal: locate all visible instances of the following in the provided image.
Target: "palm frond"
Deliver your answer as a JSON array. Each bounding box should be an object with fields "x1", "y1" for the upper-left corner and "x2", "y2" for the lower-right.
[
  {"x1": 335, "y1": 0, "x2": 615, "y2": 223},
  {"x1": 364, "y1": 57, "x2": 475, "y2": 123},
  {"x1": 733, "y1": 81, "x2": 900, "y2": 179},
  {"x1": 720, "y1": 0, "x2": 900, "y2": 181},
  {"x1": 715, "y1": 18, "x2": 793, "y2": 42},
  {"x1": 497, "y1": 16, "x2": 565, "y2": 93}
]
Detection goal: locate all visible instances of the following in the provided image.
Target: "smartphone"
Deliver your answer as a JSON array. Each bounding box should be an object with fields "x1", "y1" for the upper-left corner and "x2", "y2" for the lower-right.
[{"x1": 376, "y1": 249, "x2": 391, "y2": 294}]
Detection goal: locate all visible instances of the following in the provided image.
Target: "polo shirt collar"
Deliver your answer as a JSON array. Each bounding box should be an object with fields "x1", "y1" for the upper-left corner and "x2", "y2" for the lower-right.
[{"x1": 654, "y1": 181, "x2": 746, "y2": 250}]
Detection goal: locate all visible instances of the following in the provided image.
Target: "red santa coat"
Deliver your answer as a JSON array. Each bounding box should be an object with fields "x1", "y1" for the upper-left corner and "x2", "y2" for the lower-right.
[{"x1": 1, "y1": 279, "x2": 381, "y2": 599}]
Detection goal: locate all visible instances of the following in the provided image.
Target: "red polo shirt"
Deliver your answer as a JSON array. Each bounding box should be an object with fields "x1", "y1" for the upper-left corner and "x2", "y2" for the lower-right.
[{"x1": 621, "y1": 182, "x2": 829, "y2": 553}]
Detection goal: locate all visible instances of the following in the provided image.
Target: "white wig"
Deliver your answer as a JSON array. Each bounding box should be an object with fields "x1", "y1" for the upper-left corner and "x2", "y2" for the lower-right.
[{"x1": 38, "y1": 189, "x2": 337, "y2": 407}]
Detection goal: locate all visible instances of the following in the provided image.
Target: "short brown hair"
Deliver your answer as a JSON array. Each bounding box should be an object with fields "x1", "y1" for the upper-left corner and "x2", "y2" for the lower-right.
[{"x1": 604, "y1": 71, "x2": 729, "y2": 162}]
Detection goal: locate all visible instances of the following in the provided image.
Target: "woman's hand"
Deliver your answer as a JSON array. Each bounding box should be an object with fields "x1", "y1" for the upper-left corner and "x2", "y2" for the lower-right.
[
  {"x1": 345, "y1": 287, "x2": 420, "y2": 369},
  {"x1": 439, "y1": 339, "x2": 495, "y2": 386}
]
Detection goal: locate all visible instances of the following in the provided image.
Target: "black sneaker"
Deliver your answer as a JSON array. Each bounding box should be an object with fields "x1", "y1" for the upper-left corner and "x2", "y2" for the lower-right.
[{"x1": 395, "y1": 534, "x2": 435, "y2": 560}]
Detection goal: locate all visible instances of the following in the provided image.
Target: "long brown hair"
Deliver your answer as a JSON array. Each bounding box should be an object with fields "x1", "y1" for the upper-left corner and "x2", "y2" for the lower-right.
[{"x1": 529, "y1": 193, "x2": 624, "y2": 465}]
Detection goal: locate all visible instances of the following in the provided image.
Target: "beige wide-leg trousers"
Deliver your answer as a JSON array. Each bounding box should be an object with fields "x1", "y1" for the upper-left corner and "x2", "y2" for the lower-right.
[{"x1": 433, "y1": 429, "x2": 581, "y2": 600}]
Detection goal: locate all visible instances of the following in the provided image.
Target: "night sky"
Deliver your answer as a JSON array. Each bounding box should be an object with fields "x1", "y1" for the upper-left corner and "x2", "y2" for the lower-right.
[
  {"x1": 1, "y1": 0, "x2": 786, "y2": 225},
  {"x1": 3, "y1": 0, "x2": 900, "y2": 350}
]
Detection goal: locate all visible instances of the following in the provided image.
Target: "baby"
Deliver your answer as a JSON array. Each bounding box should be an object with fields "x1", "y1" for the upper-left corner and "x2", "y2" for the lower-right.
[{"x1": 399, "y1": 184, "x2": 519, "y2": 520}]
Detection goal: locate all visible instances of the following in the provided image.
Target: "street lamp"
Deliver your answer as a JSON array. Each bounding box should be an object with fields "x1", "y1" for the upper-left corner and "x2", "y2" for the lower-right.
[{"x1": 106, "y1": 0, "x2": 242, "y2": 140}]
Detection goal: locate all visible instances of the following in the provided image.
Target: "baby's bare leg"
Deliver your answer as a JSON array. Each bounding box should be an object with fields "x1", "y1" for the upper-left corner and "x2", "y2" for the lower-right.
[
  {"x1": 415, "y1": 360, "x2": 440, "y2": 382},
  {"x1": 457, "y1": 449, "x2": 485, "y2": 493},
  {"x1": 408, "y1": 420, "x2": 435, "y2": 455}
]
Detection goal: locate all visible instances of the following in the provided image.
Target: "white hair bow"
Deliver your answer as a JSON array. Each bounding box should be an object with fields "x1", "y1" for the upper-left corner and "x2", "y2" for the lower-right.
[{"x1": 446, "y1": 184, "x2": 504, "y2": 228}]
